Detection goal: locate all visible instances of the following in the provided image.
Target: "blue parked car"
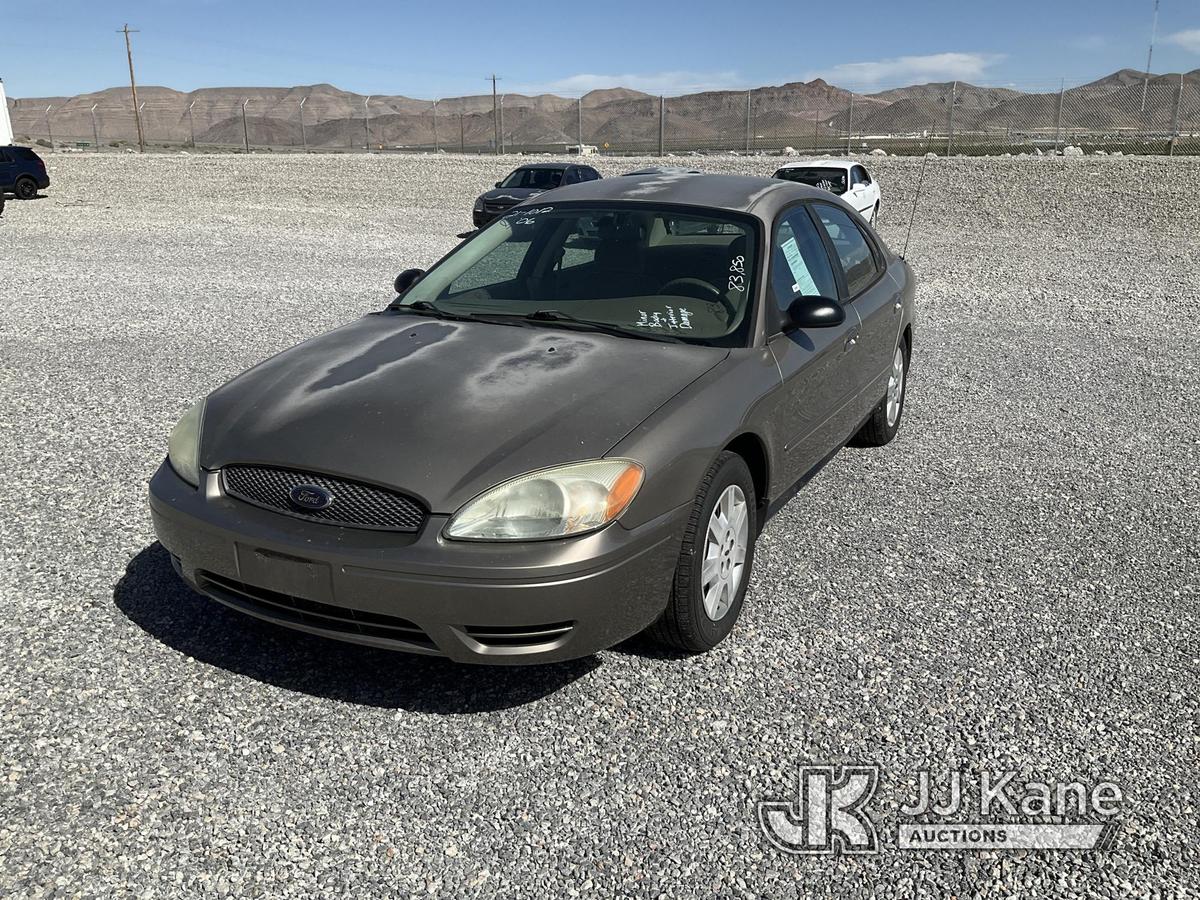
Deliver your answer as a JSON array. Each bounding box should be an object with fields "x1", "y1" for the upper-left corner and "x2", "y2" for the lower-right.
[{"x1": 0, "y1": 145, "x2": 50, "y2": 199}]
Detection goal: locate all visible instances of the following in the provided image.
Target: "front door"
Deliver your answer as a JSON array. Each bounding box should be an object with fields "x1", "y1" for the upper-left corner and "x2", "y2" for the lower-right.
[{"x1": 764, "y1": 205, "x2": 863, "y2": 486}]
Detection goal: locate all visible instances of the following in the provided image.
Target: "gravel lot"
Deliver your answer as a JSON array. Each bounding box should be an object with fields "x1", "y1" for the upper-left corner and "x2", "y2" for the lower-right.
[{"x1": 1, "y1": 152, "x2": 1197, "y2": 897}]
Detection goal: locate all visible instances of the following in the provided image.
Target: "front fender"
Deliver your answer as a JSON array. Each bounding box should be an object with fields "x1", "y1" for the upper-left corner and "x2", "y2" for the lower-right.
[{"x1": 608, "y1": 350, "x2": 783, "y2": 530}]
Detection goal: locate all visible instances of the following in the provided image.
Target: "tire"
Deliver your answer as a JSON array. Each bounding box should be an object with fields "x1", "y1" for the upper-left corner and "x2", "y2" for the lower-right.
[
  {"x1": 14, "y1": 177, "x2": 38, "y2": 200},
  {"x1": 648, "y1": 452, "x2": 757, "y2": 653},
  {"x1": 869, "y1": 203, "x2": 879, "y2": 226},
  {"x1": 852, "y1": 339, "x2": 908, "y2": 447}
]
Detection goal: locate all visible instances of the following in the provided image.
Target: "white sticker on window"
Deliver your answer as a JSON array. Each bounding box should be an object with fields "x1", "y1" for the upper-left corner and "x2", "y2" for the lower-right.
[{"x1": 781, "y1": 236, "x2": 819, "y2": 296}]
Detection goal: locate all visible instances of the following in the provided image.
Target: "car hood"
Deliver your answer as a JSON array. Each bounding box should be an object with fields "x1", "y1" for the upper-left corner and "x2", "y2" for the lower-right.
[
  {"x1": 478, "y1": 187, "x2": 548, "y2": 203},
  {"x1": 200, "y1": 315, "x2": 727, "y2": 513}
]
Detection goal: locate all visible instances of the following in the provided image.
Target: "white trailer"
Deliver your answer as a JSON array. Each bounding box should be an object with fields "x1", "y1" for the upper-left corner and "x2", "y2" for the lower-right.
[{"x1": 0, "y1": 79, "x2": 13, "y2": 145}]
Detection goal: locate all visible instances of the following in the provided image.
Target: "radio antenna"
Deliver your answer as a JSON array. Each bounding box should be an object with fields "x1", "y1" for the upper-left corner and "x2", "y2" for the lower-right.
[{"x1": 901, "y1": 153, "x2": 931, "y2": 260}]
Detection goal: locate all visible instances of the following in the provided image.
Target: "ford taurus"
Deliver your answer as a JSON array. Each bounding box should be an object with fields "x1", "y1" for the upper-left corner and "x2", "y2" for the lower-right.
[{"x1": 149, "y1": 173, "x2": 915, "y2": 664}]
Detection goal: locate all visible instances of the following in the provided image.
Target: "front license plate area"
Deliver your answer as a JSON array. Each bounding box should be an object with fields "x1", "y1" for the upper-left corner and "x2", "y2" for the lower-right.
[{"x1": 235, "y1": 544, "x2": 333, "y2": 603}]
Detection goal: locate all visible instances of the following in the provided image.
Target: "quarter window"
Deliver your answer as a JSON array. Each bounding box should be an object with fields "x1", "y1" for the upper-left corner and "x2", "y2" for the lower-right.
[
  {"x1": 770, "y1": 208, "x2": 838, "y2": 314},
  {"x1": 814, "y1": 204, "x2": 879, "y2": 297}
]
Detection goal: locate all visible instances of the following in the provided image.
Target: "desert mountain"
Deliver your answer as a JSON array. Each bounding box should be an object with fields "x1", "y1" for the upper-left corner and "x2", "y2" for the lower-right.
[{"x1": 6, "y1": 69, "x2": 1196, "y2": 150}]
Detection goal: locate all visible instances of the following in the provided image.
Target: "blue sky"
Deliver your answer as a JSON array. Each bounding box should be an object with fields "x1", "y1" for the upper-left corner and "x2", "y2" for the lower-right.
[{"x1": 3, "y1": 0, "x2": 1199, "y2": 99}]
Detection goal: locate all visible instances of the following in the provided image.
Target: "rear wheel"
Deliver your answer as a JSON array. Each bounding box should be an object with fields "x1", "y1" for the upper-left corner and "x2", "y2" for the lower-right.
[
  {"x1": 852, "y1": 341, "x2": 907, "y2": 447},
  {"x1": 14, "y1": 177, "x2": 38, "y2": 200},
  {"x1": 648, "y1": 452, "x2": 757, "y2": 652}
]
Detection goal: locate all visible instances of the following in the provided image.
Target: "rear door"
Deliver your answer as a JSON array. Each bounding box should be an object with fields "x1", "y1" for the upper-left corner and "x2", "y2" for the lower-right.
[
  {"x1": 812, "y1": 202, "x2": 899, "y2": 422},
  {"x1": 0, "y1": 148, "x2": 15, "y2": 190},
  {"x1": 765, "y1": 205, "x2": 864, "y2": 485}
]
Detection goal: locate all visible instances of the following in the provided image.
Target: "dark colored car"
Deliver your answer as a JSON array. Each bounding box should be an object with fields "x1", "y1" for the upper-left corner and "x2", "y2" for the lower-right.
[
  {"x1": 472, "y1": 162, "x2": 601, "y2": 227},
  {"x1": 0, "y1": 145, "x2": 50, "y2": 199},
  {"x1": 150, "y1": 175, "x2": 915, "y2": 664}
]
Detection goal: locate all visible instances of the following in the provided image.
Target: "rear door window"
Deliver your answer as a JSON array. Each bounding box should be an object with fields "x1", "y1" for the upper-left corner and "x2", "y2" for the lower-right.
[{"x1": 813, "y1": 204, "x2": 880, "y2": 297}]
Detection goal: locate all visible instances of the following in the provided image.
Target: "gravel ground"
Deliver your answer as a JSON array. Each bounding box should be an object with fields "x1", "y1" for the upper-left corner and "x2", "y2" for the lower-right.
[{"x1": 0, "y1": 152, "x2": 1197, "y2": 898}]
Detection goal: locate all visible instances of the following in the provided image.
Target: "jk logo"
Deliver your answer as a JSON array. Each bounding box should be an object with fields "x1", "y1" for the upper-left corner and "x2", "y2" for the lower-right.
[{"x1": 758, "y1": 765, "x2": 880, "y2": 855}]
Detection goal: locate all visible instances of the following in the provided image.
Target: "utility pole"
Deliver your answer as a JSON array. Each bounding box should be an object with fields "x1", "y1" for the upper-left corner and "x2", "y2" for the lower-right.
[
  {"x1": 658, "y1": 95, "x2": 665, "y2": 156},
  {"x1": 1053, "y1": 79, "x2": 1065, "y2": 154},
  {"x1": 488, "y1": 74, "x2": 501, "y2": 153},
  {"x1": 363, "y1": 95, "x2": 372, "y2": 151},
  {"x1": 499, "y1": 94, "x2": 505, "y2": 153},
  {"x1": 460, "y1": 112, "x2": 465, "y2": 153},
  {"x1": 240, "y1": 99, "x2": 250, "y2": 153},
  {"x1": 299, "y1": 96, "x2": 307, "y2": 152},
  {"x1": 432, "y1": 99, "x2": 439, "y2": 152},
  {"x1": 1141, "y1": 0, "x2": 1159, "y2": 113},
  {"x1": 187, "y1": 100, "x2": 196, "y2": 148},
  {"x1": 1169, "y1": 72, "x2": 1183, "y2": 155},
  {"x1": 90, "y1": 104, "x2": 100, "y2": 150},
  {"x1": 118, "y1": 24, "x2": 145, "y2": 153},
  {"x1": 45, "y1": 105, "x2": 54, "y2": 150},
  {"x1": 745, "y1": 89, "x2": 752, "y2": 153},
  {"x1": 945, "y1": 81, "x2": 957, "y2": 156},
  {"x1": 846, "y1": 94, "x2": 855, "y2": 155},
  {"x1": 577, "y1": 97, "x2": 583, "y2": 149}
]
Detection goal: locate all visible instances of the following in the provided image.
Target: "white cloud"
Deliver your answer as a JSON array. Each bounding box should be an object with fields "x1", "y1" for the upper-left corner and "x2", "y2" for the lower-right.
[
  {"x1": 1165, "y1": 29, "x2": 1200, "y2": 54},
  {"x1": 512, "y1": 71, "x2": 743, "y2": 96},
  {"x1": 807, "y1": 52, "x2": 1006, "y2": 90}
]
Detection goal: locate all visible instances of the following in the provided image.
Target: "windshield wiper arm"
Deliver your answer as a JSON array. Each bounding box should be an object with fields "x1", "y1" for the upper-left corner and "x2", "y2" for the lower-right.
[
  {"x1": 515, "y1": 309, "x2": 687, "y2": 343},
  {"x1": 388, "y1": 300, "x2": 478, "y2": 321}
]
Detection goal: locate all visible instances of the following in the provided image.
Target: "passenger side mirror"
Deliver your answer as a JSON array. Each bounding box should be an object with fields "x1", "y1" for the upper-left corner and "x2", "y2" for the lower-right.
[
  {"x1": 495, "y1": 181, "x2": 503, "y2": 188},
  {"x1": 394, "y1": 268, "x2": 425, "y2": 295},
  {"x1": 784, "y1": 296, "x2": 845, "y2": 331}
]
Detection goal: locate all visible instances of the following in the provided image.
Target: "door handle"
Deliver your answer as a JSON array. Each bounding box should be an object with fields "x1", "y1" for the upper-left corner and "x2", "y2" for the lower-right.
[{"x1": 844, "y1": 331, "x2": 859, "y2": 351}]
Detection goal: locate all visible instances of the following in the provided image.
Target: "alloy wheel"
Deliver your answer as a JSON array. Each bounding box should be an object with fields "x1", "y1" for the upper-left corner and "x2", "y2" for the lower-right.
[
  {"x1": 701, "y1": 484, "x2": 749, "y2": 621},
  {"x1": 886, "y1": 345, "x2": 905, "y2": 427}
]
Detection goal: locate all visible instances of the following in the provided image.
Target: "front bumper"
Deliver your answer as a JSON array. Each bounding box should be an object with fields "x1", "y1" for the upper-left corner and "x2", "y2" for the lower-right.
[{"x1": 148, "y1": 461, "x2": 686, "y2": 664}]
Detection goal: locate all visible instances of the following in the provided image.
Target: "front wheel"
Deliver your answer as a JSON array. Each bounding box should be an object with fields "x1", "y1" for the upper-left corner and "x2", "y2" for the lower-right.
[
  {"x1": 869, "y1": 203, "x2": 879, "y2": 226},
  {"x1": 648, "y1": 452, "x2": 757, "y2": 653},
  {"x1": 852, "y1": 341, "x2": 908, "y2": 447},
  {"x1": 14, "y1": 177, "x2": 38, "y2": 200}
]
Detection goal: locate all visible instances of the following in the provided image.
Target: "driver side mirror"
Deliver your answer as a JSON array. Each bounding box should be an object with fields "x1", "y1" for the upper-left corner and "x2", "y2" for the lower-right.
[
  {"x1": 495, "y1": 181, "x2": 503, "y2": 188},
  {"x1": 394, "y1": 268, "x2": 425, "y2": 295},
  {"x1": 783, "y1": 296, "x2": 845, "y2": 331}
]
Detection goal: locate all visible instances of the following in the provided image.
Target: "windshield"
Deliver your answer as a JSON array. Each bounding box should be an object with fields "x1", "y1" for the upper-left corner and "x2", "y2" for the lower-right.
[
  {"x1": 773, "y1": 167, "x2": 848, "y2": 195},
  {"x1": 398, "y1": 205, "x2": 759, "y2": 346},
  {"x1": 499, "y1": 168, "x2": 565, "y2": 190}
]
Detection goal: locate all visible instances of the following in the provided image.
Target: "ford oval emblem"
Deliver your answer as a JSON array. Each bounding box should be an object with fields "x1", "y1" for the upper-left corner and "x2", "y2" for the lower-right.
[{"x1": 288, "y1": 484, "x2": 333, "y2": 511}]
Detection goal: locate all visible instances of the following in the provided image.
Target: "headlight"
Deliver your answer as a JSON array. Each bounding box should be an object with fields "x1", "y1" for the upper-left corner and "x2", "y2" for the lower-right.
[
  {"x1": 445, "y1": 459, "x2": 644, "y2": 541},
  {"x1": 473, "y1": 199, "x2": 484, "y2": 211},
  {"x1": 167, "y1": 399, "x2": 205, "y2": 487}
]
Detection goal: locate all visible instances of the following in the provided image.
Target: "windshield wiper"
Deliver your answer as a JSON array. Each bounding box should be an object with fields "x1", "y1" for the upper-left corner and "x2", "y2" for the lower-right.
[
  {"x1": 513, "y1": 309, "x2": 688, "y2": 344},
  {"x1": 388, "y1": 300, "x2": 531, "y2": 328},
  {"x1": 388, "y1": 300, "x2": 478, "y2": 322}
]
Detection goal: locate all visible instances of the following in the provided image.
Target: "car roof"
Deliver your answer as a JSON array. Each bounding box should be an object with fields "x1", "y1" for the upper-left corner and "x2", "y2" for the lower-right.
[
  {"x1": 774, "y1": 158, "x2": 857, "y2": 171},
  {"x1": 622, "y1": 165, "x2": 703, "y2": 176},
  {"x1": 511, "y1": 161, "x2": 574, "y2": 170},
  {"x1": 529, "y1": 173, "x2": 825, "y2": 221}
]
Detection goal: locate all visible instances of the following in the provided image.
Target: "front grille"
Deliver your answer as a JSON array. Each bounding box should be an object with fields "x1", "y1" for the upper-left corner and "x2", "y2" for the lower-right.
[
  {"x1": 484, "y1": 199, "x2": 518, "y2": 214},
  {"x1": 199, "y1": 572, "x2": 436, "y2": 649},
  {"x1": 222, "y1": 465, "x2": 426, "y2": 532},
  {"x1": 462, "y1": 621, "x2": 574, "y2": 649}
]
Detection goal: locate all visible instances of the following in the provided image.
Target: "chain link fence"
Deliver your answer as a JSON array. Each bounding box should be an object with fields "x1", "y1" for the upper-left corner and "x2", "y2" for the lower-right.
[{"x1": 8, "y1": 75, "x2": 1199, "y2": 156}]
